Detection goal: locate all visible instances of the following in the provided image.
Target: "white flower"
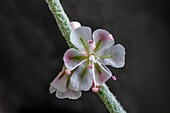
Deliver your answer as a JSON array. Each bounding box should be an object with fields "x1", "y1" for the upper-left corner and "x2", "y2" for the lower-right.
[
  {"x1": 49, "y1": 66, "x2": 82, "y2": 99},
  {"x1": 49, "y1": 22, "x2": 83, "y2": 99},
  {"x1": 49, "y1": 21, "x2": 125, "y2": 99},
  {"x1": 64, "y1": 25, "x2": 125, "y2": 91}
]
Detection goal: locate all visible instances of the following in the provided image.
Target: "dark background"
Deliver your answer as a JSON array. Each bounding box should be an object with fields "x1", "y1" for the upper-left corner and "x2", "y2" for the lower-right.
[{"x1": 0, "y1": 0, "x2": 170, "y2": 113}]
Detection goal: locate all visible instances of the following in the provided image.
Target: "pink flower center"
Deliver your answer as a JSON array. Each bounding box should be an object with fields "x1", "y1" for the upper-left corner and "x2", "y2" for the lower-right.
[{"x1": 100, "y1": 33, "x2": 106, "y2": 40}]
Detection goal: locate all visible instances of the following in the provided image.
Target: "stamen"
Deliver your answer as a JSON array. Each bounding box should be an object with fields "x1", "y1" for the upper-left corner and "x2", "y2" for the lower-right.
[
  {"x1": 92, "y1": 87, "x2": 99, "y2": 93},
  {"x1": 108, "y1": 34, "x2": 114, "y2": 40},
  {"x1": 65, "y1": 69, "x2": 71, "y2": 75},
  {"x1": 81, "y1": 50, "x2": 87, "y2": 56},
  {"x1": 92, "y1": 64, "x2": 96, "y2": 87},
  {"x1": 88, "y1": 65, "x2": 92, "y2": 69},
  {"x1": 112, "y1": 76, "x2": 117, "y2": 80},
  {"x1": 91, "y1": 44, "x2": 96, "y2": 50},
  {"x1": 88, "y1": 40, "x2": 93, "y2": 44}
]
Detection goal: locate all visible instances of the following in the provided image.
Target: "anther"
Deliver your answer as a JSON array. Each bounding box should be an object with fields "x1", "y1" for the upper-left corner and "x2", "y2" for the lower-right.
[
  {"x1": 112, "y1": 76, "x2": 117, "y2": 80},
  {"x1": 65, "y1": 69, "x2": 71, "y2": 75},
  {"x1": 88, "y1": 40, "x2": 93, "y2": 44},
  {"x1": 92, "y1": 87, "x2": 99, "y2": 93},
  {"x1": 88, "y1": 65, "x2": 92, "y2": 69},
  {"x1": 108, "y1": 34, "x2": 114, "y2": 40}
]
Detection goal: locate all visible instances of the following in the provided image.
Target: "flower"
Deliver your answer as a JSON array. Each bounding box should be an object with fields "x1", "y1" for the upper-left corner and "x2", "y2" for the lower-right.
[
  {"x1": 49, "y1": 22, "x2": 83, "y2": 99},
  {"x1": 49, "y1": 66, "x2": 82, "y2": 99},
  {"x1": 64, "y1": 25, "x2": 125, "y2": 91},
  {"x1": 49, "y1": 21, "x2": 125, "y2": 99}
]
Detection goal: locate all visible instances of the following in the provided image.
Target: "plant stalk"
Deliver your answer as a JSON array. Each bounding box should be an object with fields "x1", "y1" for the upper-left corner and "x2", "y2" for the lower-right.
[
  {"x1": 46, "y1": 0, "x2": 76, "y2": 48},
  {"x1": 98, "y1": 84, "x2": 126, "y2": 113}
]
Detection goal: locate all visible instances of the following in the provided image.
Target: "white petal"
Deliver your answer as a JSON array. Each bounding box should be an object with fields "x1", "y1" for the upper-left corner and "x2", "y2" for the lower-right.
[
  {"x1": 98, "y1": 44, "x2": 125, "y2": 68},
  {"x1": 63, "y1": 48, "x2": 87, "y2": 70},
  {"x1": 69, "y1": 61, "x2": 93, "y2": 91},
  {"x1": 70, "y1": 21, "x2": 81, "y2": 30},
  {"x1": 50, "y1": 66, "x2": 68, "y2": 92},
  {"x1": 70, "y1": 26, "x2": 92, "y2": 51},
  {"x1": 92, "y1": 29, "x2": 115, "y2": 54},
  {"x1": 94, "y1": 63, "x2": 112, "y2": 86},
  {"x1": 49, "y1": 86, "x2": 56, "y2": 94},
  {"x1": 56, "y1": 89, "x2": 82, "y2": 99}
]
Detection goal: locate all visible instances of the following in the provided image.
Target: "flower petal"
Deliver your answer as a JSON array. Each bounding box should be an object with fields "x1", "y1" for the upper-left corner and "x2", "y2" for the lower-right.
[
  {"x1": 49, "y1": 86, "x2": 56, "y2": 94},
  {"x1": 98, "y1": 44, "x2": 125, "y2": 68},
  {"x1": 56, "y1": 89, "x2": 82, "y2": 99},
  {"x1": 70, "y1": 26, "x2": 92, "y2": 51},
  {"x1": 69, "y1": 61, "x2": 93, "y2": 91},
  {"x1": 92, "y1": 29, "x2": 115, "y2": 54},
  {"x1": 70, "y1": 21, "x2": 81, "y2": 30},
  {"x1": 50, "y1": 66, "x2": 68, "y2": 92},
  {"x1": 64, "y1": 48, "x2": 87, "y2": 70},
  {"x1": 94, "y1": 62, "x2": 112, "y2": 86}
]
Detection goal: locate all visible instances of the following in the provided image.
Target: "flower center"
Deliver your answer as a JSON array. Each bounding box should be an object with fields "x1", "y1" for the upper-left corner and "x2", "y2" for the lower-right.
[{"x1": 89, "y1": 55, "x2": 96, "y2": 63}]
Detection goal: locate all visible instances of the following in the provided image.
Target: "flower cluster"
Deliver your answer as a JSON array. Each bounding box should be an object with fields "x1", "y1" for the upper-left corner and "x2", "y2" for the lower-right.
[{"x1": 49, "y1": 22, "x2": 125, "y2": 99}]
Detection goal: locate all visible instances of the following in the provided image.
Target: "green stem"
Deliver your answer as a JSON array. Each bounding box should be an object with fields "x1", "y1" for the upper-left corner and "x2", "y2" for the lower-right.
[
  {"x1": 97, "y1": 84, "x2": 126, "y2": 113},
  {"x1": 45, "y1": 0, "x2": 126, "y2": 112},
  {"x1": 45, "y1": 0, "x2": 76, "y2": 49}
]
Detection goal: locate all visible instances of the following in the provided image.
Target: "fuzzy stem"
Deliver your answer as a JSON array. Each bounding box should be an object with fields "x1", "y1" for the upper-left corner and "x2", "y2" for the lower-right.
[
  {"x1": 97, "y1": 84, "x2": 126, "y2": 113},
  {"x1": 45, "y1": 0, "x2": 126, "y2": 113},
  {"x1": 45, "y1": 0, "x2": 76, "y2": 48}
]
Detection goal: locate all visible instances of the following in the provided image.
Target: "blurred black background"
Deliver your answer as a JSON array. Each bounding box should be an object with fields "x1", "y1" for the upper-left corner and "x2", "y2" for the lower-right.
[{"x1": 0, "y1": 0, "x2": 170, "y2": 113}]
